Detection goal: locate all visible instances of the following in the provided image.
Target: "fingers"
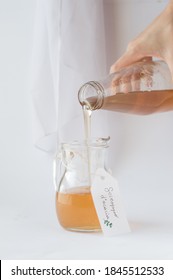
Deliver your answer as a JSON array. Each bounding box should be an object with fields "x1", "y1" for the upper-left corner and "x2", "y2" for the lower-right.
[
  {"x1": 110, "y1": 59, "x2": 155, "y2": 94},
  {"x1": 111, "y1": 67, "x2": 140, "y2": 94}
]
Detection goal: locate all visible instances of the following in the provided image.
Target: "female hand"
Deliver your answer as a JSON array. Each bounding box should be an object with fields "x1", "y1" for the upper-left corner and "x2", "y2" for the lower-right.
[{"x1": 110, "y1": 1, "x2": 173, "y2": 81}]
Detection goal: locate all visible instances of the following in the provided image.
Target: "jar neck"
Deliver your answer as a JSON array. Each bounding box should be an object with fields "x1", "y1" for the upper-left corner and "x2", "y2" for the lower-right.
[{"x1": 61, "y1": 145, "x2": 107, "y2": 172}]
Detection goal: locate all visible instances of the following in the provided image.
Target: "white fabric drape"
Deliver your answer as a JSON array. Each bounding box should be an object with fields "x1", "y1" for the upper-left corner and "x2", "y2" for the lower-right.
[
  {"x1": 31, "y1": 0, "x2": 114, "y2": 153},
  {"x1": 30, "y1": 0, "x2": 168, "y2": 173}
]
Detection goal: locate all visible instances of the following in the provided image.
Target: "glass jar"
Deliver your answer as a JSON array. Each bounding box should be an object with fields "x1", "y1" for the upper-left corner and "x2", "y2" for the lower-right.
[
  {"x1": 54, "y1": 138, "x2": 110, "y2": 232},
  {"x1": 78, "y1": 60, "x2": 173, "y2": 115}
]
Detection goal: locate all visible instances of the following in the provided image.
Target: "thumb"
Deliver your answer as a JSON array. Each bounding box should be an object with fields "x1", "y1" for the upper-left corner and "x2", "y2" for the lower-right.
[
  {"x1": 110, "y1": 49, "x2": 152, "y2": 74},
  {"x1": 110, "y1": 50, "x2": 143, "y2": 74}
]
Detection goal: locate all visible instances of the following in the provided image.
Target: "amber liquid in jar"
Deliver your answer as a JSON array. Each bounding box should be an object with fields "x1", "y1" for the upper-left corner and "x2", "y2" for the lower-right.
[{"x1": 56, "y1": 187, "x2": 101, "y2": 231}]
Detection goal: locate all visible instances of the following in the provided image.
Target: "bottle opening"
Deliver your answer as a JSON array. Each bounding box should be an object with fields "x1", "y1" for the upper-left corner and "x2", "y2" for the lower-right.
[{"x1": 78, "y1": 81, "x2": 104, "y2": 110}]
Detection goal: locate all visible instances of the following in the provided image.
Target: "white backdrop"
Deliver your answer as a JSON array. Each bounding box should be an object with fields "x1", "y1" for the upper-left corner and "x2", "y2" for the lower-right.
[{"x1": 0, "y1": 0, "x2": 173, "y2": 260}]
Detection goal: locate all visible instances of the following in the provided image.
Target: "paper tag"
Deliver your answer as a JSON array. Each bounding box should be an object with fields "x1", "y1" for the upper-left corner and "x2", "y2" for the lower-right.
[{"x1": 91, "y1": 168, "x2": 130, "y2": 236}]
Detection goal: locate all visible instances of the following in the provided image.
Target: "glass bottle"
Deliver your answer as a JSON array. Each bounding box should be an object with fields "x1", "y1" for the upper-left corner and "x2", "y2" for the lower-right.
[
  {"x1": 54, "y1": 138, "x2": 109, "y2": 232},
  {"x1": 78, "y1": 60, "x2": 173, "y2": 115}
]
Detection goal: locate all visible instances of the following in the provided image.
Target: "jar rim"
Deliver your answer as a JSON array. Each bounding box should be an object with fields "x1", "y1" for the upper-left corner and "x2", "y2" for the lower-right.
[{"x1": 61, "y1": 137, "x2": 110, "y2": 149}]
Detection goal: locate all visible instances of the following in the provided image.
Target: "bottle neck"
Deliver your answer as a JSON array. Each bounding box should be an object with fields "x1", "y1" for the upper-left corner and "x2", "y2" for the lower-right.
[{"x1": 78, "y1": 81, "x2": 104, "y2": 110}]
